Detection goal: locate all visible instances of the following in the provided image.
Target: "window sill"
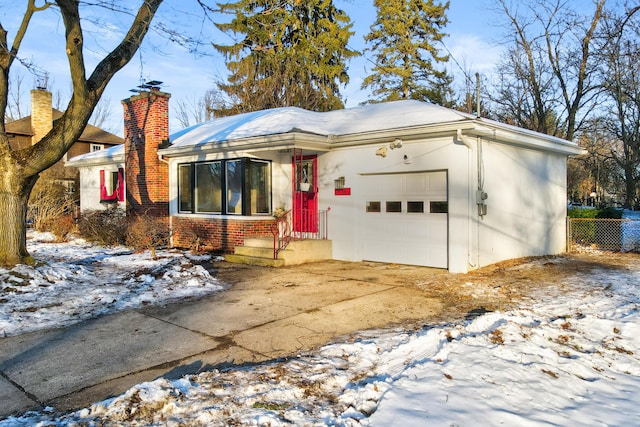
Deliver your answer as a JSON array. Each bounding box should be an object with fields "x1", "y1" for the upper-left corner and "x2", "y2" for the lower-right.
[{"x1": 173, "y1": 213, "x2": 274, "y2": 220}]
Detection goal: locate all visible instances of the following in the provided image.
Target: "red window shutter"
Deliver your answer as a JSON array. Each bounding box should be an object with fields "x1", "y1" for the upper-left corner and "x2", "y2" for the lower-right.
[
  {"x1": 116, "y1": 168, "x2": 125, "y2": 202},
  {"x1": 99, "y1": 169, "x2": 118, "y2": 202},
  {"x1": 99, "y1": 170, "x2": 108, "y2": 200}
]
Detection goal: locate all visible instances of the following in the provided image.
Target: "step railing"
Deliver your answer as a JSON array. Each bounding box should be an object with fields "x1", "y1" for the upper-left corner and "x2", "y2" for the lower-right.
[
  {"x1": 272, "y1": 210, "x2": 292, "y2": 259},
  {"x1": 272, "y1": 209, "x2": 329, "y2": 259}
]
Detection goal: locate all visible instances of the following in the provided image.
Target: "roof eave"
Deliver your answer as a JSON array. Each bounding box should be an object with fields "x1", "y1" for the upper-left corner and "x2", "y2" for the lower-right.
[
  {"x1": 329, "y1": 121, "x2": 476, "y2": 147},
  {"x1": 159, "y1": 132, "x2": 331, "y2": 157},
  {"x1": 64, "y1": 153, "x2": 125, "y2": 168},
  {"x1": 465, "y1": 123, "x2": 586, "y2": 156}
]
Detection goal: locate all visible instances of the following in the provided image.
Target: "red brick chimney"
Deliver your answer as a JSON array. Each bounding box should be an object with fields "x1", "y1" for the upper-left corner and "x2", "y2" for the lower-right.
[{"x1": 122, "y1": 89, "x2": 171, "y2": 218}]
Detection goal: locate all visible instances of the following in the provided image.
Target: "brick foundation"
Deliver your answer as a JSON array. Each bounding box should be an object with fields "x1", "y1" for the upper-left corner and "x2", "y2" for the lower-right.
[{"x1": 172, "y1": 216, "x2": 274, "y2": 252}]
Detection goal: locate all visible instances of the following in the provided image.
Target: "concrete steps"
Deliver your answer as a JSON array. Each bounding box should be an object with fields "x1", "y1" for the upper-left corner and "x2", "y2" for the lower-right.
[{"x1": 225, "y1": 237, "x2": 332, "y2": 267}]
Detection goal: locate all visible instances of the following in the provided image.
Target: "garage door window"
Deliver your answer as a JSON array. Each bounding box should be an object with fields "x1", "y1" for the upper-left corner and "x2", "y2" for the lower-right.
[
  {"x1": 430, "y1": 201, "x2": 448, "y2": 213},
  {"x1": 366, "y1": 201, "x2": 381, "y2": 213},
  {"x1": 407, "y1": 201, "x2": 424, "y2": 213},
  {"x1": 386, "y1": 201, "x2": 402, "y2": 212}
]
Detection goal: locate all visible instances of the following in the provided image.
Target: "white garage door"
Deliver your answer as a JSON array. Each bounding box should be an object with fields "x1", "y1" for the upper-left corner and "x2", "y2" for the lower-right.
[{"x1": 359, "y1": 171, "x2": 448, "y2": 268}]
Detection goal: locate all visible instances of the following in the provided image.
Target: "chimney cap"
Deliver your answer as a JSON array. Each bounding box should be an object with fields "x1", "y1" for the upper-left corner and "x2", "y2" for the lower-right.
[
  {"x1": 129, "y1": 80, "x2": 164, "y2": 93},
  {"x1": 35, "y1": 72, "x2": 50, "y2": 90},
  {"x1": 137, "y1": 80, "x2": 163, "y2": 90}
]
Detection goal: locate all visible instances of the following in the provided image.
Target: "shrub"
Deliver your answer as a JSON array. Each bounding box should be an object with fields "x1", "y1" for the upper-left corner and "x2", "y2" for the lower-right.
[
  {"x1": 126, "y1": 215, "x2": 171, "y2": 258},
  {"x1": 596, "y1": 207, "x2": 623, "y2": 219},
  {"x1": 48, "y1": 214, "x2": 76, "y2": 242},
  {"x1": 28, "y1": 187, "x2": 76, "y2": 233},
  {"x1": 78, "y1": 208, "x2": 128, "y2": 246},
  {"x1": 567, "y1": 207, "x2": 598, "y2": 218},
  {"x1": 174, "y1": 222, "x2": 204, "y2": 253},
  {"x1": 567, "y1": 207, "x2": 623, "y2": 219}
]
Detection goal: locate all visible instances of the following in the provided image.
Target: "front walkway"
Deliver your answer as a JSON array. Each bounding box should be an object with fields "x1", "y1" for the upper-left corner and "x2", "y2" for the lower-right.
[{"x1": 0, "y1": 261, "x2": 447, "y2": 418}]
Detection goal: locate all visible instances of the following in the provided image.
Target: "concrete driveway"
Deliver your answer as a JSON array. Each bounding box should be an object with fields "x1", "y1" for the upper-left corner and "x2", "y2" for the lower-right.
[{"x1": 0, "y1": 260, "x2": 453, "y2": 419}]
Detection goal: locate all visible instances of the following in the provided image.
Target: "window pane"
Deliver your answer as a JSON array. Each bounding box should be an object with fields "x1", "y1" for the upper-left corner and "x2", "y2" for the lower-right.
[
  {"x1": 430, "y1": 201, "x2": 448, "y2": 213},
  {"x1": 407, "y1": 201, "x2": 424, "y2": 213},
  {"x1": 178, "y1": 164, "x2": 192, "y2": 212},
  {"x1": 296, "y1": 159, "x2": 314, "y2": 192},
  {"x1": 386, "y1": 201, "x2": 402, "y2": 213},
  {"x1": 195, "y1": 162, "x2": 222, "y2": 213},
  {"x1": 226, "y1": 160, "x2": 243, "y2": 214},
  {"x1": 249, "y1": 160, "x2": 271, "y2": 214},
  {"x1": 366, "y1": 201, "x2": 381, "y2": 213},
  {"x1": 110, "y1": 171, "x2": 119, "y2": 194}
]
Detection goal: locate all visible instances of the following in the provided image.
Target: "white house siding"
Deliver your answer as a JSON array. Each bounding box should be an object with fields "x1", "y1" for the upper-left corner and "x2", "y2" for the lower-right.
[
  {"x1": 317, "y1": 135, "x2": 570, "y2": 273},
  {"x1": 317, "y1": 136, "x2": 475, "y2": 273},
  {"x1": 78, "y1": 163, "x2": 125, "y2": 212},
  {"x1": 478, "y1": 141, "x2": 568, "y2": 267}
]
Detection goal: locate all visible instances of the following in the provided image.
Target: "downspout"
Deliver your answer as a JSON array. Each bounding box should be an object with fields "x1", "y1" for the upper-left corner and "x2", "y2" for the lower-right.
[
  {"x1": 457, "y1": 129, "x2": 473, "y2": 149},
  {"x1": 158, "y1": 154, "x2": 173, "y2": 248},
  {"x1": 457, "y1": 129, "x2": 486, "y2": 269}
]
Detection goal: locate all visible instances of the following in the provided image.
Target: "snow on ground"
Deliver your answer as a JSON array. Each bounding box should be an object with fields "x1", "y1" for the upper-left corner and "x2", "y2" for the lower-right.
[
  {"x1": 0, "y1": 232, "x2": 225, "y2": 337},
  {"x1": 2, "y1": 237, "x2": 640, "y2": 426}
]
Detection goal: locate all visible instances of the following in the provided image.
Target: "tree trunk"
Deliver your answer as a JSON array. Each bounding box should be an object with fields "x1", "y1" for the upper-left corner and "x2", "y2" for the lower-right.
[
  {"x1": 0, "y1": 174, "x2": 38, "y2": 266},
  {"x1": 624, "y1": 164, "x2": 636, "y2": 209}
]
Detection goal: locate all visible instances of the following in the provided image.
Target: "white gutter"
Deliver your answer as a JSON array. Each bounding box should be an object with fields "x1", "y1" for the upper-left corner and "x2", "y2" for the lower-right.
[
  {"x1": 330, "y1": 121, "x2": 477, "y2": 147},
  {"x1": 466, "y1": 124, "x2": 586, "y2": 156},
  {"x1": 159, "y1": 132, "x2": 331, "y2": 157},
  {"x1": 64, "y1": 153, "x2": 125, "y2": 168},
  {"x1": 456, "y1": 129, "x2": 474, "y2": 149}
]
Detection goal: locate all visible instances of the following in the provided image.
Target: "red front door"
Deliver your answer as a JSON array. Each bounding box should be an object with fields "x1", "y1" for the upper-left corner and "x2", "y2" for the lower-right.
[{"x1": 292, "y1": 155, "x2": 318, "y2": 233}]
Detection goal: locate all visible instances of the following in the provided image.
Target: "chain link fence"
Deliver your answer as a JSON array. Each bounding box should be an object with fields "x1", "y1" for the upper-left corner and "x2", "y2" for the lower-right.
[{"x1": 568, "y1": 218, "x2": 640, "y2": 252}]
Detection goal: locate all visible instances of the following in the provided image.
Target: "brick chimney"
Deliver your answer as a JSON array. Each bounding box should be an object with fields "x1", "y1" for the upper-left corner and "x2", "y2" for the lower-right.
[
  {"x1": 122, "y1": 90, "x2": 171, "y2": 218},
  {"x1": 30, "y1": 89, "x2": 53, "y2": 144}
]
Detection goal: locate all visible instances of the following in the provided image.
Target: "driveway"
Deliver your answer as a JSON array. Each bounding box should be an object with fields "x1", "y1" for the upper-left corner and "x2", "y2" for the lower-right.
[{"x1": 0, "y1": 254, "x2": 620, "y2": 418}]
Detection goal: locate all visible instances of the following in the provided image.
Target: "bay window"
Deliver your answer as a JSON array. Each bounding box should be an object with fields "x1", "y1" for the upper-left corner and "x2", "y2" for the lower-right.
[{"x1": 178, "y1": 158, "x2": 271, "y2": 216}]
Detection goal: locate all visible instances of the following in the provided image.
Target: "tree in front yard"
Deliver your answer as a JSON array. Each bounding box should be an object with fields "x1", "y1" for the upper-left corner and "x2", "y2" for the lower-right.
[
  {"x1": 361, "y1": 0, "x2": 452, "y2": 104},
  {"x1": 0, "y1": 0, "x2": 164, "y2": 266},
  {"x1": 213, "y1": 0, "x2": 358, "y2": 114}
]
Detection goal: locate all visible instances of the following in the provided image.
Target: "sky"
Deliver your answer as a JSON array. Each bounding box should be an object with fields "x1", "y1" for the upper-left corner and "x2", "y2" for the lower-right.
[
  {"x1": 1, "y1": 232, "x2": 639, "y2": 425},
  {"x1": 0, "y1": 0, "x2": 504, "y2": 136}
]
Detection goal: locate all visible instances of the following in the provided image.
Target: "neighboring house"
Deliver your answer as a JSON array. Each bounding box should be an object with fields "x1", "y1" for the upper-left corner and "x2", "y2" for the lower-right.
[
  {"x1": 67, "y1": 89, "x2": 584, "y2": 273},
  {"x1": 6, "y1": 88, "x2": 123, "y2": 193}
]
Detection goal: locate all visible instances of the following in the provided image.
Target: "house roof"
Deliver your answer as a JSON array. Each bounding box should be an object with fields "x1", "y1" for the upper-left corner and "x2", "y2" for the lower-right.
[
  {"x1": 5, "y1": 109, "x2": 123, "y2": 145},
  {"x1": 168, "y1": 100, "x2": 473, "y2": 149},
  {"x1": 162, "y1": 100, "x2": 584, "y2": 157},
  {"x1": 67, "y1": 100, "x2": 585, "y2": 166}
]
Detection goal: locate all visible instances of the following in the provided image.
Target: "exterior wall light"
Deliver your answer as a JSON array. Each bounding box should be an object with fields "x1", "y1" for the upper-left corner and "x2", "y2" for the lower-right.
[{"x1": 390, "y1": 139, "x2": 403, "y2": 149}]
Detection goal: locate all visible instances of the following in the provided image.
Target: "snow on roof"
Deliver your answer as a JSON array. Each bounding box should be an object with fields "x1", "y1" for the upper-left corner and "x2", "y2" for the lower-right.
[
  {"x1": 168, "y1": 100, "x2": 473, "y2": 148},
  {"x1": 66, "y1": 100, "x2": 582, "y2": 164},
  {"x1": 65, "y1": 143, "x2": 124, "y2": 166}
]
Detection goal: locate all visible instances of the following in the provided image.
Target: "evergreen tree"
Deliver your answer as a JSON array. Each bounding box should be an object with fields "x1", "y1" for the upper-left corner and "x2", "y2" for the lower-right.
[
  {"x1": 214, "y1": 0, "x2": 358, "y2": 114},
  {"x1": 362, "y1": 0, "x2": 451, "y2": 104}
]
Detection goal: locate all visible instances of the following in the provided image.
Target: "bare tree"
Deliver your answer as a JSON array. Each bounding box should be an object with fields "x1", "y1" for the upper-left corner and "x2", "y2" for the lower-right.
[
  {"x1": 0, "y1": 0, "x2": 164, "y2": 266},
  {"x1": 5, "y1": 70, "x2": 27, "y2": 122},
  {"x1": 568, "y1": 118, "x2": 623, "y2": 206},
  {"x1": 174, "y1": 88, "x2": 228, "y2": 128},
  {"x1": 491, "y1": 0, "x2": 605, "y2": 141},
  {"x1": 598, "y1": 4, "x2": 640, "y2": 208},
  {"x1": 89, "y1": 96, "x2": 114, "y2": 133}
]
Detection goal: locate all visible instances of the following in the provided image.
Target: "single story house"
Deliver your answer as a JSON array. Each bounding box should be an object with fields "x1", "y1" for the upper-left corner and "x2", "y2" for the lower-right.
[{"x1": 66, "y1": 89, "x2": 584, "y2": 273}]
